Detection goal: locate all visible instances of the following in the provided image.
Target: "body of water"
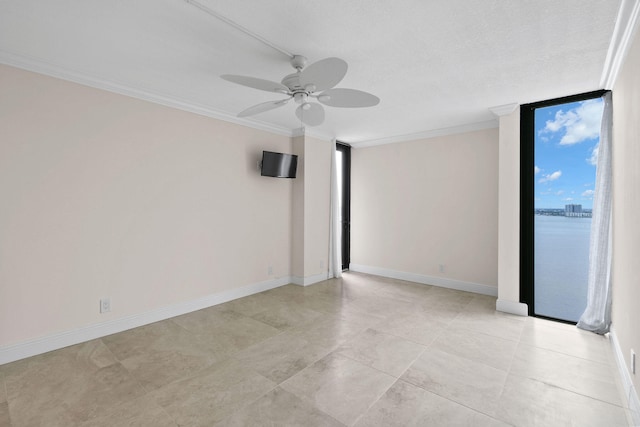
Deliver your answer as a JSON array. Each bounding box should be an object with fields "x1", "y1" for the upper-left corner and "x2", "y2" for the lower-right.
[{"x1": 534, "y1": 215, "x2": 591, "y2": 322}]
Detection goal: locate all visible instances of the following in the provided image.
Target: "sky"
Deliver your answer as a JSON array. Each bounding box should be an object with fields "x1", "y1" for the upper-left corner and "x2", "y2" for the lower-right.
[{"x1": 534, "y1": 97, "x2": 604, "y2": 209}]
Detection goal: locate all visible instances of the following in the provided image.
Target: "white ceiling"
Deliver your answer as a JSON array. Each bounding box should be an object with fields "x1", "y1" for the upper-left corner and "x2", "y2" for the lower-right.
[{"x1": 0, "y1": 0, "x2": 629, "y2": 146}]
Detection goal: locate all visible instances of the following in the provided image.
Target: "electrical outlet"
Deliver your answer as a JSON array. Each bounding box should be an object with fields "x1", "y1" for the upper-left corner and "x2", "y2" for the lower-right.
[
  {"x1": 268, "y1": 265, "x2": 273, "y2": 276},
  {"x1": 438, "y1": 264, "x2": 445, "y2": 273},
  {"x1": 320, "y1": 260, "x2": 324, "y2": 270},
  {"x1": 632, "y1": 349, "x2": 636, "y2": 375},
  {"x1": 100, "y1": 298, "x2": 111, "y2": 313}
]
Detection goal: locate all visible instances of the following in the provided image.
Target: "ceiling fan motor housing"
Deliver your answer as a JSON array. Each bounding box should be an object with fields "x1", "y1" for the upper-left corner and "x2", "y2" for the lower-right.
[
  {"x1": 281, "y1": 73, "x2": 303, "y2": 91},
  {"x1": 290, "y1": 55, "x2": 307, "y2": 70}
]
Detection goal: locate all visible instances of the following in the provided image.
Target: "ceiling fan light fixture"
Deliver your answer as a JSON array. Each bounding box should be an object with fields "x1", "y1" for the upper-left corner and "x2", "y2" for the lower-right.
[
  {"x1": 293, "y1": 92, "x2": 307, "y2": 104},
  {"x1": 302, "y1": 102, "x2": 312, "y2": 110}
]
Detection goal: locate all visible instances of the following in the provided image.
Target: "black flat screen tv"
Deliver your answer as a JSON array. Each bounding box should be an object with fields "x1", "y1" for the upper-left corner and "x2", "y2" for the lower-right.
[{"x1": 261, "y1": 151, "x2": 298, "y2": 178}]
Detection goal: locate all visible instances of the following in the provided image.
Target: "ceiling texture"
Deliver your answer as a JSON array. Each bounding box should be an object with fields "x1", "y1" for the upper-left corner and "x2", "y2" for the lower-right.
[{"x1": 0, "y1": 0, "x2": 636, "y2": 146}]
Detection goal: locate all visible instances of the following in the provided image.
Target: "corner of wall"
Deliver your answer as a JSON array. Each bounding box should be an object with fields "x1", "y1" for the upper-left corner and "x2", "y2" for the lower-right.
[{"x1": 610, "y1": 327, "x2": 640, "y2": 426}]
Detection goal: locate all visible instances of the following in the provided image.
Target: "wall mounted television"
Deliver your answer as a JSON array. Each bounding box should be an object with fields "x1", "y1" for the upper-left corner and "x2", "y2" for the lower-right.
[{"x1": 261, "y1": 151, "x2": 298, "y2": 178}]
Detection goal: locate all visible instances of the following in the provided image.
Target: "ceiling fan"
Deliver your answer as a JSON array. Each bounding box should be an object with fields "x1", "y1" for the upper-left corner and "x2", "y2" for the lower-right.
[{"x1": 222, "y1": 55, "x2": 380, "y2": 126}]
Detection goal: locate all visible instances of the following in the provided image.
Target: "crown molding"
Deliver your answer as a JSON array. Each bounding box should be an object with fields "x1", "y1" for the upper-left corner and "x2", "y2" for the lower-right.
[
  {"x1": 0, "y1": 50, "x2": 296, "y2": 138},
  {"x1": 600, "y1": 0, "x2": 640, "y2": 89},
  {"x1": 0, "y1": 50, "x2": 340, "y2": 143},
  {"x1": 349, "y1": 119, "x2": 498, "y2": 149},
  {"x1": 291, "y1": 126, "x2": 334, "y2": 141},
  {"x1": 489, "y1": 103, "x2": 519, "y2": 117}
]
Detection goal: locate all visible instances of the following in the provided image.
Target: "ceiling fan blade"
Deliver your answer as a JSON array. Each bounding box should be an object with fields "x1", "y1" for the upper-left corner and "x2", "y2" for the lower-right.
[
  {"x1": 299, "y1": 58, "x2": 348, "y2": 92},
  {"x1": 238, "y1": 99, "x2": 289, "y2": 117},
  {"x1": 221, "y1": 74, "x2": 289, "y2": 94},
  {"x1": 295, "y1": 103, "x2": 325, "y2": 126},
  {"x1": 318, "y1": 88, "x2": 380, "y2": 108}
]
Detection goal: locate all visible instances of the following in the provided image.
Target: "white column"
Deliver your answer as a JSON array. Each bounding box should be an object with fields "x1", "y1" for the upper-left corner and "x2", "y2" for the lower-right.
[{"x1": 490, "y1": 104, "x2": 528, "y2": 316}]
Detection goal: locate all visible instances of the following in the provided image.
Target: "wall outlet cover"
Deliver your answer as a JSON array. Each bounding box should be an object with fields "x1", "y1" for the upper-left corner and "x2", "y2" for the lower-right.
[{"x1": 100, "y1": 298, "x2": 111, "y2": 313}]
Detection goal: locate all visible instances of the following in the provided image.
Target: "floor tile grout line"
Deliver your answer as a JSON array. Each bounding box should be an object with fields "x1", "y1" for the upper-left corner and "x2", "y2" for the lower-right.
[
  {"x1": 279, "y1": 350, "x2": 397, "y2": 426},
  {"x1": 506, "y1": 344, "x2": 622, "y2": 404},
  {"x1": 516, "y1": 339, "x2": 619, "y2": 367},
  {"x1": 329, "y1": 343, "x2": 425, "y2": 381},
  {"x1": 348, "y1": 379, "x2": 400, "y2": 427},
  {"x1": 506, "y1": 369, "x2": 626, "y2": 409},
  {"x1": 395, "y1": 346, "x2": 428, "y2": 380},
  {"x1": 97, "y1": 336, "x2": 162, "y2": 398},
  {"x1": 394, "y1": 376, "x2": 508, "y2": 423}
]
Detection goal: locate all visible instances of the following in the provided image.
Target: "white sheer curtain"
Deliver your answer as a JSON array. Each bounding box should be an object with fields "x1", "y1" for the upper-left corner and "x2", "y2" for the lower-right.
[
  {"x1": 328, "y1": 139, "x2": 342, "y2": 279},
  {"x1": 577, "y1": 92, "x2": 612, "y2": 334}
]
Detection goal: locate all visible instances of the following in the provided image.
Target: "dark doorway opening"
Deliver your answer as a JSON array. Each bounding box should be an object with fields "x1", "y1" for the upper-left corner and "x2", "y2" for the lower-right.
[{"x1": 336, "y1": 142, "x2": 351, "y2": 270}]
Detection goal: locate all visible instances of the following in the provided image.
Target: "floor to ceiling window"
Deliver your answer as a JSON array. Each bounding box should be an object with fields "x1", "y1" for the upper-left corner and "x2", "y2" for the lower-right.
[{"x1": 521, "y1": 90, "x2": 606, "y2": 323}]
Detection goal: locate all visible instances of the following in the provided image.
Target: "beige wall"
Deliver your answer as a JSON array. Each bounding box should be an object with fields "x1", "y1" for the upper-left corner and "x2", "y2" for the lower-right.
[
  {"x1": 0, "y1": 64, "x2": 294, "y2": 347},
  {"x1": 351, "y1": 129, "x2": 499, "y2": 288},
  {"x1": 291, "y1": 134, "x2": 331, "y2": 283},
  {"x1": 302, "y1": 136, "x2": 331, "y2": 279},
  {"x1": 291, "y1": 135, "x2": 306, "y2": 279},
  {"x1": 612, "y1": 27, "x2": 640, "y2": 398}
]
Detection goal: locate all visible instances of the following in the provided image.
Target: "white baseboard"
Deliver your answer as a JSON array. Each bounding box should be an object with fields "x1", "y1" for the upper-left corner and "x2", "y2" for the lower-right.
[
  {"x1": 291, "y1": 272, "x2": 328, "y2": 287},
  {"x1": 349, "y1": 264, "x2": 498, "y2": 297},
  {"x1": 610, "y1": 327, "x2": 640, "y2": 426},
  {"x1": 0, "y1": 276, "x2": 292, "y2": 365},
  {"x1": 496, "y1": 299, "x2": 529, "y2": 317}
]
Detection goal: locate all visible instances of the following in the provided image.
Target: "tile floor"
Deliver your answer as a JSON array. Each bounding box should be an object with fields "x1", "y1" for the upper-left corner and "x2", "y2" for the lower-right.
[{"x1": 0, "y1": 272, "x2": 632, "y2": 426}]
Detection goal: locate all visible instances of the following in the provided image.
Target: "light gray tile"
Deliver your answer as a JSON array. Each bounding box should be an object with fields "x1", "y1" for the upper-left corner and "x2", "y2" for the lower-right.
[
  {"x1": 356, "y1": 380, "x2": 509, "y2": 427},
  {"x1": 150, "y1": 358, "x2": 276, "y2": 426},
  {"x1": 250, "y1": 304, "x2": 325, "y2": 331},
  {"x1": 496, "y1": 374, "x2": 628, "y2": 427},
  {"x1": 335, "y1": 328, "x2": 426, "y2": 377},
  {"x1": 373, "y1": 309, "x2": 448, "y2": 346},
  {"x1": 233, "y1": 331, "x2": 332, "y2": 383},
  {"x1": 216, "y1": 387, "x2": 344, "y2": 427},
  {"x1": 103, "y1": 320, "x2": 223, "y2": 391},
  {"x1": 0, "y1": 402, "x2": 10, "y2": 427},
  {"x1": 431, "y1": 326, "x2": 518, "y2": 372},
  {"x1": 420, "y1": 287, "x2": 476, "y2": 312},
  {"x1": 521, "y1": 317, "x2": 612, "y2": 364},
  {"x1": 218, "y1": 291, "x2": 281, "y2": 317},
  {"x1": 0, "y1": 370, "x2": 6, "y2": 404},
  {"x1": 450, "y1": 309, "x2": 525, "y2": 341},
  {"x1": 328, "y1": 302, "x2": 393, "y2": 325},
  {"x1": 369, "y1": 281, "x2": 433, "y2": 303},
  {"x1": 347, "y1": 293, "x2": 416, "y2": 319},
  {"x1": 172, "y1": 306, "x2": 282, "y2": 355},
  {"x1": 290, "y1": 314, "x2": 370, "y2": 349},
  {"x1": 2, "y1": 340, "x2": 144, "y2": 426},
  {"x1": 281, "y1": 353, "x2": 396, "y2": 426},
  {"x1": 510, "y1": 343, "x2": 622, "y2": 406},
  {"x1": 80, "y1": 395, "x2": 176, "y2": 427},
  {"x1": 400, "y1": 348, "x2": 507, "y2": 416}
]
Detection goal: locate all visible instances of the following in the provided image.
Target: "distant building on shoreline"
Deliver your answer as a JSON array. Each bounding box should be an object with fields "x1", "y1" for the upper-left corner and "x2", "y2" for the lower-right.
[
  {"x1": 565, "y1": 204, "x2": 585, "y2": 217},
  {"x1": 535, "y1": 205, "x2": 592, "y2": 217}
]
